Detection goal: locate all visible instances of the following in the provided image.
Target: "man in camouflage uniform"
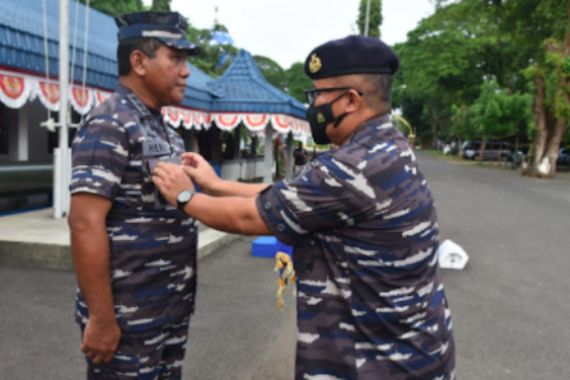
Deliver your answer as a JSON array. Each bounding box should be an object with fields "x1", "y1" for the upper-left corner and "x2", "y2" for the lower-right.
[
  {"x1": 152, "y1": 35, "x2": 455, "y2": 379},
  {"x1": 68, "y1": 12, "x2": 200, "y2": 379}
]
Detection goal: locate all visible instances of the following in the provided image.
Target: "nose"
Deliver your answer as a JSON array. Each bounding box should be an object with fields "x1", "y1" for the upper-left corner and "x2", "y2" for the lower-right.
[{"x1": 180, "y1": 62, "x2": 190, "y2": 79}]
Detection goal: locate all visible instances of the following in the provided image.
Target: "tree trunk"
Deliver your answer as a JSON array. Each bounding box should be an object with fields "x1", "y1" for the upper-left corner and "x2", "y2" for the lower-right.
[
  {"x1": 523, "y1": 5, "x2": 570, "y2": 178},
  {"x1": 524, "y1": 76, "x2": 568, "y2": 178}
]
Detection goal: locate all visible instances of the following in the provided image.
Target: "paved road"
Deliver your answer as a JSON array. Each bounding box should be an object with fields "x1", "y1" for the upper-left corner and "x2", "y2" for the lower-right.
[
  {"x1": 1, "y1": 152, "x2": 569, "y2": 379},
  {"x1": 421, "y1": 154, "x2": 570, "y2": 380},
  {"x1": 0, "y1": 238, "x2": 295, "y2": 380}
]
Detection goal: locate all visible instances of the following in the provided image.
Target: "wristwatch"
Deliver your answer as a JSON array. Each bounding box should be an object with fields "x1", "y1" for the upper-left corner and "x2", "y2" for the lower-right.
[{"x1": 176, "y1": 189, "x2": 194, "y2": 211}]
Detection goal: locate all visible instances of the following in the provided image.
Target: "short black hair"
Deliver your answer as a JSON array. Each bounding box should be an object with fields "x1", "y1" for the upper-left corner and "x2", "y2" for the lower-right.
[
  {"x1": 334, "y1": 74, "x2": 393, "y2": 113},
  {"x1": 117, "y1": 38, "x2": 163, "y2": 76},
  {"x1": 365, "y1": 74, "x2": 393, "y2": 108}
]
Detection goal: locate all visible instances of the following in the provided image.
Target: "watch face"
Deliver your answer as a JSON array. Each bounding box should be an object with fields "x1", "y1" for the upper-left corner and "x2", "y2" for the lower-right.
[{"x1": 177, "y1": 190, "x2": 192, "y2": 203}]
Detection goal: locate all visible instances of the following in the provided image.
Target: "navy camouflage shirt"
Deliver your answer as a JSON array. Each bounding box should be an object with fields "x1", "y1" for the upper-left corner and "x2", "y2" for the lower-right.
[
  {"x1": 257, "y1": 115, "x2": 455, "y2": 379},
  {"x1": 70, "y1": 85, "x2": 198, "y2": 333}
]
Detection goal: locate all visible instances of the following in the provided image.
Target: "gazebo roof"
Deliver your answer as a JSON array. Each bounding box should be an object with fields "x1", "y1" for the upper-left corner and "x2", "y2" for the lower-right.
[
  {"x1": 0, "y1": 0, "x2": 213, "y2": 110},
  {"x1": 207, "y1": 50, "x2": 306, "y2": 119}
]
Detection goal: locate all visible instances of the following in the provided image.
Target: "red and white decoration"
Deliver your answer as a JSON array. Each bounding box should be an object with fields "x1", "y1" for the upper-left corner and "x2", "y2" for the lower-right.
[
  {"x1": 69, "y1": 85, "x2": 94, "y2": 115},
  {"x1": 94, "y1": 90, "x2": 112, "y2": 106},
  {"x1": 0, "y1": 69, "x2": 310, "y2": 138},
  {"x1": 35, "y1": 79, "x2": 60, "y2": 111},
  {"x1": 162, "y1": 107, "x2": 211, "y2": 130},
  {"x1": 0, "y1": 72, "x2": 33, "y2": 109}
]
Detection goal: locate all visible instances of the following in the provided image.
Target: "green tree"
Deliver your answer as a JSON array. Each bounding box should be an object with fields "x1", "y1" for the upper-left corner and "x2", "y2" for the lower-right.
[
  {"x1": 357, "y1": 0, "x2": 382, "y2": 38},
  {"x1": 395, "y1": 0, "x2": 568, "y2": 172},
  {"x1": 80, "y1": 0, "x2": 144, "y2": 16},
  {"x1": 467, "y1": 79, "x2": 532, "y2": 142},
  {"x1": 150, "y1": 0, "x2": 170, "y2": 12},
  {"x1": 186, "y1": 22, "x2": 238, "y2": 78},
  {"x1": 515, "y1": 0, "x2": 570, "y2": 177},
  {"x1": 253, "y1": 55, "x2": 285, "y2": 89},
  {"x1": 283, "y1": 62, "x2": 312, "y2": 103},
  {"x1": 396, "y1": 1, "x2": 491, "y2": 145}
]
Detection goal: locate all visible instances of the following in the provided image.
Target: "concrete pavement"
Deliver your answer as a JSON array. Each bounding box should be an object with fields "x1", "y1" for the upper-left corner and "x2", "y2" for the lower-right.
[
  {"x1": 0, "y1": 208, "x2": 238, "y2": 270},
  {"x1": 1, "y1": 152, "x2": 570, "y2": 379},
  {"x1": 0, "y1": 237, "x2": 296, "y2": 380},
  {"x1": 420, "y1": 153, "x2": 570, "y2": 380}
]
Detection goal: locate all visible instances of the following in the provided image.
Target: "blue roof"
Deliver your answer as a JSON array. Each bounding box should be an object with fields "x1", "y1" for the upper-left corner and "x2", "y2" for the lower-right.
[
  {"x1": 210, "y1": 30, "x2": 234, "y2": 46},
  {"x1": 0, "y1": 0, "x2": 213, "y2": 110},
  {"x1": 207, "y1": 50, "x2": 306, "y2": 119},
  {"x1": 0, "y1": 0, "x2": 306, "y2": 119}
]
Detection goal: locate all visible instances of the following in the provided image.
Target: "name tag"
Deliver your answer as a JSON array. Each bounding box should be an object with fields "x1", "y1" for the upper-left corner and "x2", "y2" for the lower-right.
[{"x1": 143, "y1": 138, "x2": 171, "y2": 157}]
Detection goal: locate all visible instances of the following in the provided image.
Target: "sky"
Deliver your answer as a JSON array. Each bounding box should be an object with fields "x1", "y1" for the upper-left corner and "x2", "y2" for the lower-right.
[{"x1": 154, "y1": 0, "x2": 436, "y2": 69}]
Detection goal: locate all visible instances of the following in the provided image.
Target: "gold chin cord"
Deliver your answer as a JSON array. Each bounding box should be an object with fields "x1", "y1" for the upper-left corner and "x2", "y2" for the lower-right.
[{"x1": 274, "y1": 252, "x2": 296, "y2": 310}]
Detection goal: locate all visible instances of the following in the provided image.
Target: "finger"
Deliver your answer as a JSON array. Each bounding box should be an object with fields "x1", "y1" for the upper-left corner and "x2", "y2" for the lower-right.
[
  {"x1": 102, "y1": 351, "x2": 115, "y2": 364},
  {"x1": 181, "y1": 153, "x2": 200, "y2": 167},
  {"x1": 91, "y1": 353, "x2": 105, "y2": 365},
  {"x1": 153, "y1": 165, "x2": 175, "y2": 179},
  {"x1": 152, "y1": 164, "x2": 166, "y2": 177},
  {"x1": 182, "y1": 166, "x2": 197, "y2": 178},
  {"x1": 152, "y1": 175, "x2": 165, "y2": 188}
]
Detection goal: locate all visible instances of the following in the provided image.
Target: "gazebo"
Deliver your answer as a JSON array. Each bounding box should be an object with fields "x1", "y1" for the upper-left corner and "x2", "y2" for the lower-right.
[
  {"x1": 207, "y1": 49, "x2": 308, "y2": 182},
  {"x1": 0, "y1": 0, "x2": 310, "y2": 215}
]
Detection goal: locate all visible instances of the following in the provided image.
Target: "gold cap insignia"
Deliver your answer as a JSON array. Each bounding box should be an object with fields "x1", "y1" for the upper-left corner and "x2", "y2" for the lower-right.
[
  {"x1": 309, "y1": 53, "x2": 322, "y2": 74},
  {"x1": 317, "y1": 112, "x2": 325, "y2": 124}
]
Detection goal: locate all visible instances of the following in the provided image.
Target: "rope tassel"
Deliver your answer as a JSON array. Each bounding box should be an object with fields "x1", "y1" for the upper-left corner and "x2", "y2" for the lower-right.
[{"x1": 274, "y1": 252, "x2": 296, "y2": 310}]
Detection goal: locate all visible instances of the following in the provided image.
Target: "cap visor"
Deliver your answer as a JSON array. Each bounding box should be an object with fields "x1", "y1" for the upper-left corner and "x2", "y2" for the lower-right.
[{"x1": 161, "y1": 38, "x2": 201, "y2": 55}]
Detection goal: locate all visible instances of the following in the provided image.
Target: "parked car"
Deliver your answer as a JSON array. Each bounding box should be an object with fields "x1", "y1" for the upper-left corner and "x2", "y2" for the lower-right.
[
  {"x1": 557, "y1": 147, "x2": 570, "y2": 167},
  {"x1": 461, "y1": 141, "x2": 513, "y2": 161}
]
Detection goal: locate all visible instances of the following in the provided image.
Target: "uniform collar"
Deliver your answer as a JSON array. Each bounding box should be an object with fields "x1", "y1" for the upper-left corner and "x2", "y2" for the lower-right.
[
  {"x1": 346, "y1": 113, "x2": 392, "y2": 144},
  {"x1": 116, "y1": 83, "x2": 154, "y2": 120}
]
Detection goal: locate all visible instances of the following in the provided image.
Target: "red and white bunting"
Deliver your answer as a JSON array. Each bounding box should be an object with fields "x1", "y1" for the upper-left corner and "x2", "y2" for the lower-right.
[
  {"x1": 69, "y1": 86, "x2": 94, "y2": 115},
  {"x1": 0, "y1": 69, "x2": 310, "y2": 137},
  {"x1": 242, "y1": 114, "x2": 269, "y2": 133},
  {"x1": 162, "y1": 107, "x2": 212, "y2": 130},
  {"x1": 271, "y1": 114, "x2": 291, "y2": 134},
  {"x1": 35, "y1": 79, "x2": 60, "y2": 112},
  {"x1": 0, "y1": 72, "x2": 33, "y2": 109},
  {"x1": 181, "y1": 109, "x2": 192, "y2": 128},
  {"x1": 94, "y1": 90, "x2": 112, "y2": 106},
  {"x1": 193, "y1": 111, "x2": 211, "y2": 130},
  {"x1": 164, "y1": 107, "x2": 182, "y2": 127},
  {"x1": 213, "y1": 113, "x2": 241, "y2": 131}
]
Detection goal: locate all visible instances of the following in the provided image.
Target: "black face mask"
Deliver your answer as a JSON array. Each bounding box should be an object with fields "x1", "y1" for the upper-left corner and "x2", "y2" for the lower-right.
[{"x1": 305, "y1": 92, "x2": 349, "y2": 145}]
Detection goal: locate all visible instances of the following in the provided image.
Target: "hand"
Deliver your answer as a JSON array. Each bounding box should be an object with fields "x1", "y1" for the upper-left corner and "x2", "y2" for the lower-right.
[
  {"x1": 152, "y1": 162, "x2": 195, "y2": 205},
  {"x1": 81, "y1": 316, "x2": 121, "y2": 364},
  {"x1": 181, "y1": 152, "x2": 222, "y2": 195}
]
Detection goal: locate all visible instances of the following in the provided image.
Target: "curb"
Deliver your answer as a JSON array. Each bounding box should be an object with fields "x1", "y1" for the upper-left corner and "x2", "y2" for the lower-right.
[{"x1": 0, "y1": 230, "x2": 242, "y2": 271}]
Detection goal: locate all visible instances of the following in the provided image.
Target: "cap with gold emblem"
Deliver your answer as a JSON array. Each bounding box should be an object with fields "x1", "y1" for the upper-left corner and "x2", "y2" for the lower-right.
[
  {"x1": 304, "y1": 35, "x2": 399, "y2": 80},
  {"x1": 115, "y1": 11, "x2": 200, "y2": 55}
]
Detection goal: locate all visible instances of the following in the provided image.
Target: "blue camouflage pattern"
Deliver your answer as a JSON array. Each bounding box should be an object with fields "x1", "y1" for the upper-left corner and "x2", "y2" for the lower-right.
[
  {"x1": 85, "y1": 317, "x2": 190, "y2": 379},
  {"x1": 70, "y1": 84, "x2": 198, "y2": 377},
  {"x1": 257, "y1": 115, "x2": 455, "y2": 379}
]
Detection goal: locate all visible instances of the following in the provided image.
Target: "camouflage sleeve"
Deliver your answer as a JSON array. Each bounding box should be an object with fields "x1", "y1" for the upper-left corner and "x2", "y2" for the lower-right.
[
  {"x1": 70, "y1": 116, "x2": 129, "y2": 199},
  {"x1": 256, "y1": 156, "x2": 377, "y2": 245}
]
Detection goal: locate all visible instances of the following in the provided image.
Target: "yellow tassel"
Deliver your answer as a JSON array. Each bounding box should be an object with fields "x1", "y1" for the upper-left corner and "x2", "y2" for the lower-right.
[{"x1": 274, "y1": 252, "x2": 296, "y2": 309}]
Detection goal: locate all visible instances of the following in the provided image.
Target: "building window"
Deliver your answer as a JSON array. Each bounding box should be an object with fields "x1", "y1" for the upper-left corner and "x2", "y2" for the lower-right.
[{"x1": 0, "y1": 104, "x2": 9, "y2": 154}]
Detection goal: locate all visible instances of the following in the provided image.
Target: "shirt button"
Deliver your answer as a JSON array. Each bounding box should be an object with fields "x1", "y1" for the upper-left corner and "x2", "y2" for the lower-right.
[
  {"x1": 264, "y1": 201, "x2": 272, "y2": 210},
  {"x1": 277, "y1": 224, "x2": 286, "y2": 232}
]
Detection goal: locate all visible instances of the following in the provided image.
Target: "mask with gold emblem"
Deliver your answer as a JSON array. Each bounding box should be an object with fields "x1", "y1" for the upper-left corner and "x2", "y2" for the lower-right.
[{"x1": 305, "y1": 92, "x2": 350, "y2": 145}]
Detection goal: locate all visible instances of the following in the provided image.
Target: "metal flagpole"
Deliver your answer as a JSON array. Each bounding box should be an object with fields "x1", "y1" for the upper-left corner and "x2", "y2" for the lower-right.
[
  {"x1": 54, "y1": 0, "x2": 69, "y2": 218},
  {"x1": 364, "y1": 0, "x2": 371, "y2": 37}
]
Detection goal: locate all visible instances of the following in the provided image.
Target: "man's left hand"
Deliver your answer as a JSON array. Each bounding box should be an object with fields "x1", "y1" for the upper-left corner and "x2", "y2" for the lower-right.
[{"x1": 152, "y1": 162, "x2": 194, "y2": 206}]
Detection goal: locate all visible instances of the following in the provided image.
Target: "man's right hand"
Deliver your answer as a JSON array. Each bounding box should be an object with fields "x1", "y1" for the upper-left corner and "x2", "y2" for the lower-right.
[
  {"x1": 181, "y1": 152, "x2": 222, "y2": 195},
  {"x1": 81, "y1": 316, "x2": 121, "y2": 364}
]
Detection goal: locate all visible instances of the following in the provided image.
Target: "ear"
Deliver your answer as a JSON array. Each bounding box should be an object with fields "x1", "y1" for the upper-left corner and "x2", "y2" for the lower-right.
[
  {"x1": 344, "y1": 89, "x2": 362, "y2": 112},
  {"x1": 129, "y1": 50, "x2": 148, "y2": 77}
]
